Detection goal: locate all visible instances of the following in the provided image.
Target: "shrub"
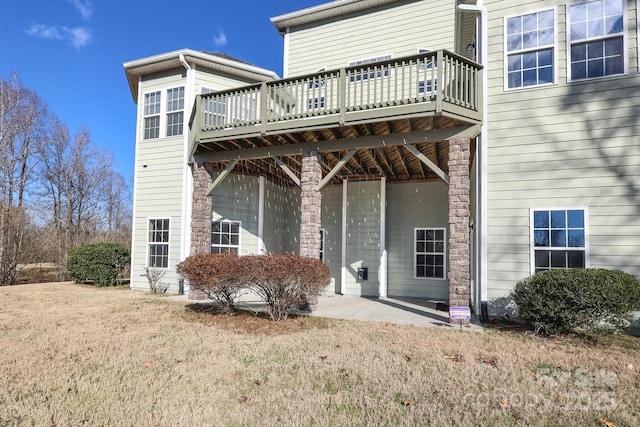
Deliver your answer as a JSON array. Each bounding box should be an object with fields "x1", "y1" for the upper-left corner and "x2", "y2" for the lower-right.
[
  {"x1": 176, "y1": 252, "x2": 246, "y2": 313},
  {"x1": 512, "y1": 268, "x2": 640, "y2": 335},
  {"x1": 143, "y1": 266, "x2": 168, "y2": 294},
  {"x1": 247, "y1": 254, "x2": 331, "y2": 321},
  {"x1": 66, "y1": 243, "x2": 130, "y2": 287}
]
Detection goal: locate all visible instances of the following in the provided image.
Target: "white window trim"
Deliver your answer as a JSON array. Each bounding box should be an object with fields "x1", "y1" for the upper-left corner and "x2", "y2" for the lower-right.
[
  {"x1": 529, "y1": 207, "x2": 590, "y2": 275},
  {"x1": 146, "y1": 217, "x2": 170, "y2": 269},
  {"x1": 503, "y1": 6, "x2": 558, "y2": 91},
  {"x1": 142, "y1": 91, "x2": 161, "y2": 140},
  {"x1": 566, "y1": 0, "x2": 628, "y2": 82},
  {"x1": 166, "y1": 86, "x2": 185, "y2": 137},
  {"x1": 211, "y1": 219, "x2": 242, "y2": 254},
  {"x1": 413, "y1": 227, "x2": 447, "y2": 280},
  {"x1": 141, "y1": 85, "x2": 185, "y2": 140}
]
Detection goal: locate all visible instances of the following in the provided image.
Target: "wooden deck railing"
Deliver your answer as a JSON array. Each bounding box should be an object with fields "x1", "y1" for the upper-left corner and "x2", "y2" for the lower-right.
[{"x1": 190, "y1": 50, "x2": 482, "y2": 142}]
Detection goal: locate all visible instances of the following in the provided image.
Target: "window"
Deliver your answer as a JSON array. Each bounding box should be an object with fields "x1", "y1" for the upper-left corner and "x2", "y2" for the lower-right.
[
  {"x1": 348, "y1": 54, "x2": 392, "y2": 82},
  {"x1": 415, "y1": 228, "x2": 446, "y2": 279},
  {"x1": 319, "y1": 228, "x2": 326, "y2": 262},
  {"x1": 417, "y1": 48, "x2": 437, "y2": 95},
  {"x1": 211, "y1": 220, "x2": 241, "y2": 254},
  {"x1": 148, "y1": 218, "x2": 169, "y2": 268},
  {"x1": 143, "y1": 91, "x2": 161, "y2": 139},
  {"x1": 308, "y1": 97, "x2": 325, "y2": 109},
  {"x1": 568, "y1": 0, "x2": 625, "y2": 81},
  {"x1": 201, "y1": 87, "x2": 227, "y2": 127},
  {"x1": 531, "y1": 208, "x2": 588, "y2": 273},
  {"x1": 166, "y1": 87, "x2": 184, "y2": 136},
  {"x1": 505, "y1": 8, "x2": 556, "y2": 89}
]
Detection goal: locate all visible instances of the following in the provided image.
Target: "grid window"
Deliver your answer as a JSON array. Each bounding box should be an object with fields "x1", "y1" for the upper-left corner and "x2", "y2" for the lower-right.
[
  {"x1": 348, "y1": 55, "x2": 392, "y2": 82},
  {"x1": 211, "y1": 220, "x2": 240, "y2": 254},
  {"x1": 415, "y1": 228, "x2": 446, "y2": 279},
  {"x1": 505, "y1": 9, "x2": 555, "y2": 88},
  {"x1": 308, "y1": 97, "x2": 325, "y2": 109},
  {"x1": 568, "y1": 0, "x2": 625, "y2": 80},
  {"x1": 166, "y1": 87, "x2": 184, "y2": 136},
  {"x1": 143, "y1": 91, "x2": 160, "y2": 139},
  {"x1": 148, "y1": 218, "x2": 169, "y2": 268},
  {"x1": 532, "y1": 209, "x2": 587, "y2": 273}
]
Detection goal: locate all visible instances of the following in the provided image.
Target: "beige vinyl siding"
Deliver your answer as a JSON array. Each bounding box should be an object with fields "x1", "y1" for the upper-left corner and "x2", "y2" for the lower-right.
[
  {"x1": 130, "y1": 70, "x2": 188, "y2": 292},
  {"x1": 211, "y1": 174, "x2": 260, "y2": 255},
  {"x1": 263, "y1": 181, "x2": 300, "y2": 254},
  {"x1": 195, "y1": 70, "x2": 262, "y2": 93},
  {"x1": 484, "y1": 0, "x2": 640, "y2": 306},
  {"x1": 285, "y1": 0, "x2": 456, "y2": 76},
  {"x1": 321, "y1": 185, "x2": 343, "y2": 294},
  {"x1": 386, "y1": 181, "x2": 449, "y2": 299},
  {"x1": 342, "y1": 181, "x2": 381, "y2": 296}
]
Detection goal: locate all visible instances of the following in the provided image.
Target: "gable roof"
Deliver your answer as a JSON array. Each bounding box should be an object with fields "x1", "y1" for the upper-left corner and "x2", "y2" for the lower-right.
[
  {"x1": 270, "y1": 0, "x2": 401, "y2": 33},
  {"x1": 123, "y1": 49, "x2": 279, "y2": 102}
]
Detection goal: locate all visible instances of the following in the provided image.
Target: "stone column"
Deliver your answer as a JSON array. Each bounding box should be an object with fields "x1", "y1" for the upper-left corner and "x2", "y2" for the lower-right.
[
  {"x1": 447, "y1": 136, "x2": 471, "y2": 324},
  {"x1": 300, "y1": 151, "x2": 322, "y2": 258},
  {"x1": 189, "y1": 161, "x2": 215, "y2": 300}
]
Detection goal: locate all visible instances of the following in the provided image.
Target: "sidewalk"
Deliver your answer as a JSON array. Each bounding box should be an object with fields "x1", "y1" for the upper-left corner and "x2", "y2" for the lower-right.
[{"x1": 167, "y1": 292, "x2": 483, "y2": 331}]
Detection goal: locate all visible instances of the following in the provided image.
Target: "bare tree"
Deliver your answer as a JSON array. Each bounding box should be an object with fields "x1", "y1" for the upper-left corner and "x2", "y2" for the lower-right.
[
  {"x1": 0, "y1": 73, "x2": 48, "y2": 284},
  {"x1": 0, "y1": 73, "x2": 132, "y2": 284}
]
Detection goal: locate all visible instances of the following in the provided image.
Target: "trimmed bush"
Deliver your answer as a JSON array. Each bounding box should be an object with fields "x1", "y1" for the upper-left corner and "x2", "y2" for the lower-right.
[
  {"x1": 66, "y1": 243, "x2": 130, "y2": 287},
  {"x1": 247, "y1": 254, "x2": 331, "y2": 321},
  {"x1": 512, "y1": 268, "x2": 640, "y2": 335},
  {"x1": 177, "y1": 253, "x2": 331, "y2": 320},
  {"x1": 176, "y1": 252, "x2": 246, "y2": 313}
]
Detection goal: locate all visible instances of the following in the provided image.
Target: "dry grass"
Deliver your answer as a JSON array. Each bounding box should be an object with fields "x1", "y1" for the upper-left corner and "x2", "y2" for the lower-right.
[{"x1": 0, "y1": 283, "x2": 639, "y2": 427}]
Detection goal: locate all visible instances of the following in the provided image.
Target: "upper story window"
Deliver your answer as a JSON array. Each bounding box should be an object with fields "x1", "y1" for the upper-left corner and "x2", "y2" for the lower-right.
[
  {"x1": 202, "y1": 87, "x2": 227, "y2": 127},
  {"x1": 348, "y1": 54, "x2": 392, "y2": 82},
  {"x1": 143, "y1": 91, "x2": 160, "y2": 139},
  {"x1": 166, "y1": 86, "x2": 184, "y2": 137},
  {"x1": 531, "y1": 208, "x2": 588, "y2": 273},
  {"x1": 505, "y1": 8, "x2": 556, "y2": 89},
  {"x1": 568, "y1": 0, "x2": 626, "y2": 81}
]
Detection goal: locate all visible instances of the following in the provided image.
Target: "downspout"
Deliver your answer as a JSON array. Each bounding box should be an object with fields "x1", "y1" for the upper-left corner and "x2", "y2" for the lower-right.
[
  {"x1": 179, "y1": 53, "x2": 193, "y2": 285},
  {"x1": 457, "y1": 1, "x2": 489, "y2": 323}
]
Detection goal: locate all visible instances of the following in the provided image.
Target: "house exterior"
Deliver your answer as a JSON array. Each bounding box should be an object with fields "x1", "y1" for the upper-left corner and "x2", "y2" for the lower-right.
[{"x1": 124, "y1": 0, "x2": 640, "y2": 320}]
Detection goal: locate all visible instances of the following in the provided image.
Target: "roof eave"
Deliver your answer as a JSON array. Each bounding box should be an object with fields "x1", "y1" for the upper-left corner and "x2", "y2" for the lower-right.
[
  {"x1": 270, "y1": 0, "x2": 400, "y2": 33},
  {"x1": 123, "y1": 48, "x2": 279, "y2": 103}
]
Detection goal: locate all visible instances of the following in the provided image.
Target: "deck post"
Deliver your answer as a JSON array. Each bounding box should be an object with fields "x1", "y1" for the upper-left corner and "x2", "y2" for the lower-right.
[
  {"x1": 447, "y1": 136, "x2": 471, "y2": 324},
  {"x1": 300, "y1": 151, "x2": 322, "y2": 258}
]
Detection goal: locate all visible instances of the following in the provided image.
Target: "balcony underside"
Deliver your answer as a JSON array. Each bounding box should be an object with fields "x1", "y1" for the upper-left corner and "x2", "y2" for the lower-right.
[{"x1": 193, "y1": 115, "x2": 479, "y2": 187}]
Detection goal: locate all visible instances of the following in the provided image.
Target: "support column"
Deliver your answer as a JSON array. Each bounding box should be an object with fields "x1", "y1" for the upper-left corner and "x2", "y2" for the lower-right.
[
  {"x1": 300, "y1": 151, "x2": 322, "y2": 258},
  {"x1": 189, "y1": 161, "x2": 215, "y2": 299},
  {"x1": 447, "y1": 136, "x2": 471, "y2": 323}
]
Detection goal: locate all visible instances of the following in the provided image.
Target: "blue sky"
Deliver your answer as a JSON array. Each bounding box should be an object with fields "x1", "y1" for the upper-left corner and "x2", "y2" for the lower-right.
[{"x1": 0, "y1": 0, "x2": 325, "y2": 181}]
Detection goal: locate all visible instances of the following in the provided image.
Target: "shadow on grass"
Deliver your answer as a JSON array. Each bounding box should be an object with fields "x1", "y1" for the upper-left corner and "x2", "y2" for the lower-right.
[{"x1": 182, "y1": 302, "x2": 332, "y2": 335}]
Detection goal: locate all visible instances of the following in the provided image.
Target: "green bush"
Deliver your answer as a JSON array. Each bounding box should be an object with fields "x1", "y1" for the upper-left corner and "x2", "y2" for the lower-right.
[
  {"x1": 66, "y1": 243, "x2": 130, "y2": 287},
  {"x1": 512, "y1": 268, "x2": 640, "y2": 335},
  {"x1": 176, "y1": 252, "x2": 246, "y2": 313}
]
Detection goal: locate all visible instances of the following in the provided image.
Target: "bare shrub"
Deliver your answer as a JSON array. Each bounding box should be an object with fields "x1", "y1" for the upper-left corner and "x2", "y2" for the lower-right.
[
  {"x1": 176, "y1": 252, "x2": 246, "y2": 313},
  {"x1": 143, "y1": 266, "x2": 167, "y2": 294}
]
